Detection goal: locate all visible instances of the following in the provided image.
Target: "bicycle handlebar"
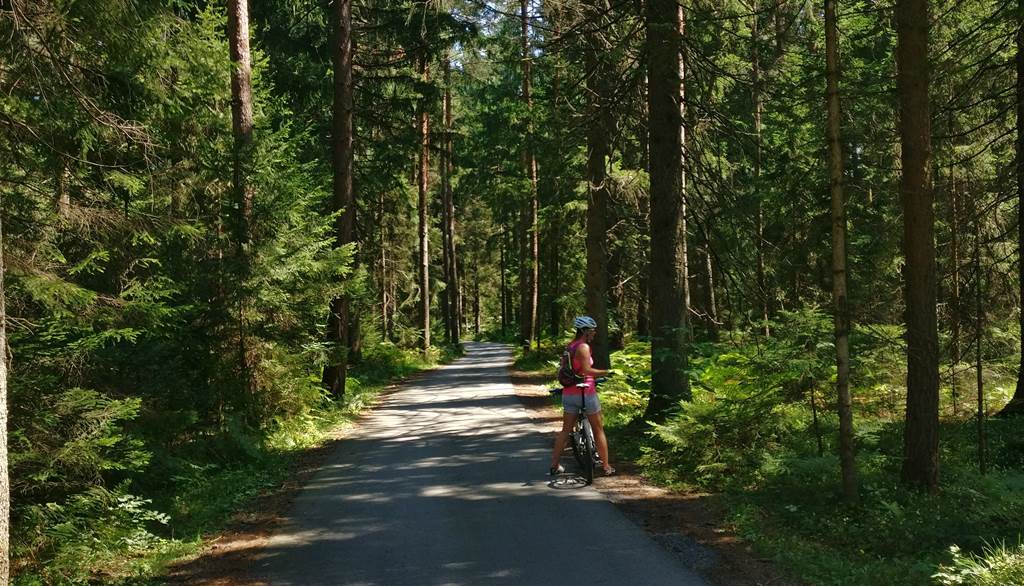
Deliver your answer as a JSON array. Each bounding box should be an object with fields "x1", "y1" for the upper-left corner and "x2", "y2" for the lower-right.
[{"x1": 575, "y1": 376, "x2": 608, "y2": 389}]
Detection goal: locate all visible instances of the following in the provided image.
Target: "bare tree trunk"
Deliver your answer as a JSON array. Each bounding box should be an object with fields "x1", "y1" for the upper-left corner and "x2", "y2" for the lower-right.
[
  {"x1": 975, "y1": 222, "x2": 987, "y2": 474},
  {"x1": 825, "y1": 0, "x2": 858, "y2": 503},
  {"x1": 896, "y1": 0, "x2": 939, "y2": 491},
  {"x1": 500, "y1": 230, "x2": 508, "y2": 334},
  {"x1": 584, "y1": 0, "x2": 612, "y2": 369},
  {"x1": 418, "y1": 53, "x2": 431, "y2": 356},
  {"x1": 949, "y1": 170, "x2": 961, "y2": 415},
  {"x1": 0, "y1": 199, "x2": 10, "y2": 586},
  {"x1": 474, "y1": 264, "x2": 481, "y2": 335},
  {"x1": 1003, "y1": 0, "x2": 1024, "y2": 416},
  {"x1": 228, "y1": 0, "x2": 255, "y2": 238},
  {"x1": 638, "y1": 175, "x2": 650, "y2": 338},
  {"x1": 639, "y1": 68, "x2": 652, "y2": 341},
  {"x1": 644, "y1": 0, "x2": 691, "y2": 420},
  {"x1": 549, "y1": 3, "x2": 564, "y2": 342},
  {"x1": 380, "y1": 191, "x2": 392, "y2": 340},
  {"x1": 680, "y1": 11, "x2": 691, "y2": 318},
  {"x1": 519, "y1": 0, "x2": 539, "y2": 352},
  {"x1": 705, "y1": 238, "x2": 719, "y2": 338},
  {"x1": 752, "y1": 0, "x2": 770, "y2": 337},
  {"x1": 550, "y1": 222, "x2": 562, "y2": 339},
  {"x1": 444, "y1": 60, "x2": 461, "y2": 345},
  {"x1": 440, "y1": 62, "x2": 453, "y2": 346},
  {"x1": 321, "y1": 0, "x2": 355, "y2": 397},
  {"x1": 227, "y1": 0, "x2": 257, "y2": 404}
]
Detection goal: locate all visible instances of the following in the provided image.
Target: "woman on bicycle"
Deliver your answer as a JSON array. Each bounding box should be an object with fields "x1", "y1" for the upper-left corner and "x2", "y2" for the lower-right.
[{"x1": 549, "y1": 316, "x2": 615, "y2": 477}]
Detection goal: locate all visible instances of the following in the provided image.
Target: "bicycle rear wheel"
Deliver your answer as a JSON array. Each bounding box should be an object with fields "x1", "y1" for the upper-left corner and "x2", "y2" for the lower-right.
[
  {"x1": 570, "y1": 422, "x2": 587, "y2": 469},
  {"x1": 580, "y1": 419, "x2": 596, "y2": 485}
]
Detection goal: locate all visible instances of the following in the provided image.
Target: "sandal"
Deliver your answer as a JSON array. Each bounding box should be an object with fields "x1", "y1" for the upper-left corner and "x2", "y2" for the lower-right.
[
  {"x1": 602, "y1": 466, "x2": 616, "y2": 476},
  {"x1": 549, "y1": 464, "x2": 565, "y2": 476}
]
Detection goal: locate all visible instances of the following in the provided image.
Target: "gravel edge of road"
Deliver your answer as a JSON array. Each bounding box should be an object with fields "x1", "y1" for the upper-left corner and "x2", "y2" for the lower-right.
[{"x1": 509, "y1": 367, "x2": 804, "y2": 586}]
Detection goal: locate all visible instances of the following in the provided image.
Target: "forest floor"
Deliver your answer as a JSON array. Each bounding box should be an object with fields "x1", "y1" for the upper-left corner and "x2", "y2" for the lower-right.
[{"x1": 509, "y1": 368, "x2": 801, "y2": 586}]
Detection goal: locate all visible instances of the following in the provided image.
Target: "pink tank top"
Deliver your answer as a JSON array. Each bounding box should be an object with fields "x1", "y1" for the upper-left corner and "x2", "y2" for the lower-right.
[{"x1": 562, "y1": 340, "x2": 596, "y2": 396}]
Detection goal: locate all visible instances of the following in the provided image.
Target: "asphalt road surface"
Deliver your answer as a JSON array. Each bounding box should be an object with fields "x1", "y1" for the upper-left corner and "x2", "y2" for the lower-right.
[{"x1": 257, "y1": 341, "x2": 707, "y2": 585}]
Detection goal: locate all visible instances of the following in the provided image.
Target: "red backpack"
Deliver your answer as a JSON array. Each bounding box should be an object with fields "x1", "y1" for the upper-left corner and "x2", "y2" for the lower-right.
[{"x1": 557, "y1": 343, "x2": 585, "y2": 387}]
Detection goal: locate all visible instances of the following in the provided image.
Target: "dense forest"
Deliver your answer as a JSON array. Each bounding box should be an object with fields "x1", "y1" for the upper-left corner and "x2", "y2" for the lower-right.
[{"x1": 2, "y1": 0, "x2": 1024, "y2": 583}]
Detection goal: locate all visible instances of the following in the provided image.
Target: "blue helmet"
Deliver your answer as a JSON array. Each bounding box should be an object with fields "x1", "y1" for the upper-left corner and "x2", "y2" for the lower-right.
[{"x1": 573, "y1": 315, "x2": 597, "y2": 330}]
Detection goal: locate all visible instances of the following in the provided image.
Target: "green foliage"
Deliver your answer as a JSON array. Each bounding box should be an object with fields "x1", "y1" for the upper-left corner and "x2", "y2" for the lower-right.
[
  {"x1": 12, "y1": 485, "x2": 184, "y2": 585},
  {"x1": 934, "y1": 542, "x2": 1024, "y2": 586},
  {"x1": 594, "y1": 312, "x2": 1024, "y2": 585},
  {"x1": 10, "y1": 389, "x2": 149, "y2": 500}
]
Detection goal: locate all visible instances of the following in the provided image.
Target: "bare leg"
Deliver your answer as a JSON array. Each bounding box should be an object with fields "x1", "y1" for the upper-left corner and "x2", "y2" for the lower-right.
[
  {"x1": 587, "y1": 412, "x2": 612, "y2": 473},
  {"x1": 550, "y1": 412, "x2": 577, "y2": 469}
]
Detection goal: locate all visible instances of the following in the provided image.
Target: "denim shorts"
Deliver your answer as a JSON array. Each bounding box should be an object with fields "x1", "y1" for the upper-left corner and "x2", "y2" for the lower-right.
[{"x1": 562, "y1": 392, "x2": 601, "y2": 415}]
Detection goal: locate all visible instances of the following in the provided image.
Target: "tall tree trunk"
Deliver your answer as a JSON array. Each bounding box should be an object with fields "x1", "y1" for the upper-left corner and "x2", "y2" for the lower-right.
[
  {"x1": 380, "y1": 191, "x2": 392, "y2": 341},
  {"x1": 584, "y1": 0, "x2": 612, "y2": 369},
  {"x1": 1003, "y1": 0, "x2": 1024, "y2": 416},
  {"x1": 949, "y1": 170, "x2": 961, "y2": 415},
  {"x1": 752, "y1": 0, "x2": 770, "y2": 337},
  {"x1": 975, "y1": 221, "x2": 987, "y2": 473},
  {"x1": 500, "y1": 230, "x2": 508, "y2": 334},
  {"x1": 549, "y1": 3, "x2": 564, "y2": 342},
  {"x1": 679, "y1": 11, "x2": 691, "y2": 322},
  {"x1": 228, "y1": 0, "x2": 254, "y2": 240},
  {"x1": 0, "y1": 200, "x2": 9, "y2": 586},
  {"x1": 474, "y1": 263, "x2": 481, "y2": 335},
  {"x1": 704, "y1": 227, "x2": 720, "y2": 339},
  {"x1": 440, "y1": 61, "x2": 453, "y2": 345},
  {"x1": 444, "y1": 59, "x2": 461, "y2": 345},
  {"x1": 549, "y1": 220, "x2": 562, "y2": 340},
  {"x1": 638, "y1": 151, "x2": 651, "y2": 339},
  {"x1": 896, "y1": 0, "x2": 939, "y2": 491},
  {"x1": 825, "y1": 0, "x2": 858, "y2": 503},
  {"x1": 228, "y1": 0, "x2": 256, "y2": 402},
  {"x1": 321, "y1": 0, "x2": 354, "y2": 397},
  {"x1": 519, "y1": 0, "x2": 539, "y2": 352},
  {"x1": 418, "y1": 53, "x2": 431, "y2": 356},
  {"x1": 644, "y1": 0, "x2": 691, "y2": 420}
]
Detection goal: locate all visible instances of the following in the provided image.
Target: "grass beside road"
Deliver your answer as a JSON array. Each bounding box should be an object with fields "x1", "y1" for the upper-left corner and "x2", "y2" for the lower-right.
[{"x1": 13, "y1": 343, "x2": 461, "y2": 586}]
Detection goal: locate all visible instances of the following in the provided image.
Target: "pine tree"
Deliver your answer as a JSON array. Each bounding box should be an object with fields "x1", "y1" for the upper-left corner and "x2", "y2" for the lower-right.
[
  {"x1": 825, "y1": 0, "x2": 858, "y2": 502},
  {"x1": 644, "y1": 0, "x2": 691, "y2": 420},
  {"x1": 896, "y1": 0, "x2": 940, "y2": 491},
  {"x1": 322, "y1": 0, "x2": 355, "y2": 398}
]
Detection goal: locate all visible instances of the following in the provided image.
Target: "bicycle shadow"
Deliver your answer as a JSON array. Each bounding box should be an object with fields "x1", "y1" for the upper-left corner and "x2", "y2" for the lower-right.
[{"x1": 548, "y1": 473, "x2": 590, "y2": 489}]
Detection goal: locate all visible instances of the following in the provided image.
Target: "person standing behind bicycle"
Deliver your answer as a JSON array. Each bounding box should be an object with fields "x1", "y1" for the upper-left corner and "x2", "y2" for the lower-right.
[{"x1": 549, "y1": 316, "x2": 615, "y2": 477}]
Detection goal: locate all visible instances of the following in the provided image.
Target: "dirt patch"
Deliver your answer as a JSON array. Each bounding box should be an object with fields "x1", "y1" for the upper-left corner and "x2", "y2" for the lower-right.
[{"x1": 510, "y1": 368, "x2": 801, "y2": 586}]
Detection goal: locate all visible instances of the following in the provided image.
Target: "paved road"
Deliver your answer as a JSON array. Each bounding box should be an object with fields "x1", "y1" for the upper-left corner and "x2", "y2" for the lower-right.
[{"x1": 257, "y1": 342, "x2": 707, "y2": 585}]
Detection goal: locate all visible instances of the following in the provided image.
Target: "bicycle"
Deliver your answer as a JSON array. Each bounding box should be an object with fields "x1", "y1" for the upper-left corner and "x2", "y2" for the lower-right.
[{"x1": 550, "y1": 377, "x2": 607, "y2": 485}]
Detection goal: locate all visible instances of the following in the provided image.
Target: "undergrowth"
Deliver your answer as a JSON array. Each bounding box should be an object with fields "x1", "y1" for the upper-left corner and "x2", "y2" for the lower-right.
[
  {"x1": 523, "y1": 309, "x2": 1024, "y2": 585},
  {"x1": 11, "y1": 342, "x2": 458, "y2": 585}
]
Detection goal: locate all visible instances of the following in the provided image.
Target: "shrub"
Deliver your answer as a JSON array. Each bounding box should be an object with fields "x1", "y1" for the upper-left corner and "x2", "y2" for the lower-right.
[
  {"x1": 934, "y1": 542, "x2": 1024, "y2": 586},
  {"x1": 13, "y1": 485, "x2": 174, "y2": 585}
]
